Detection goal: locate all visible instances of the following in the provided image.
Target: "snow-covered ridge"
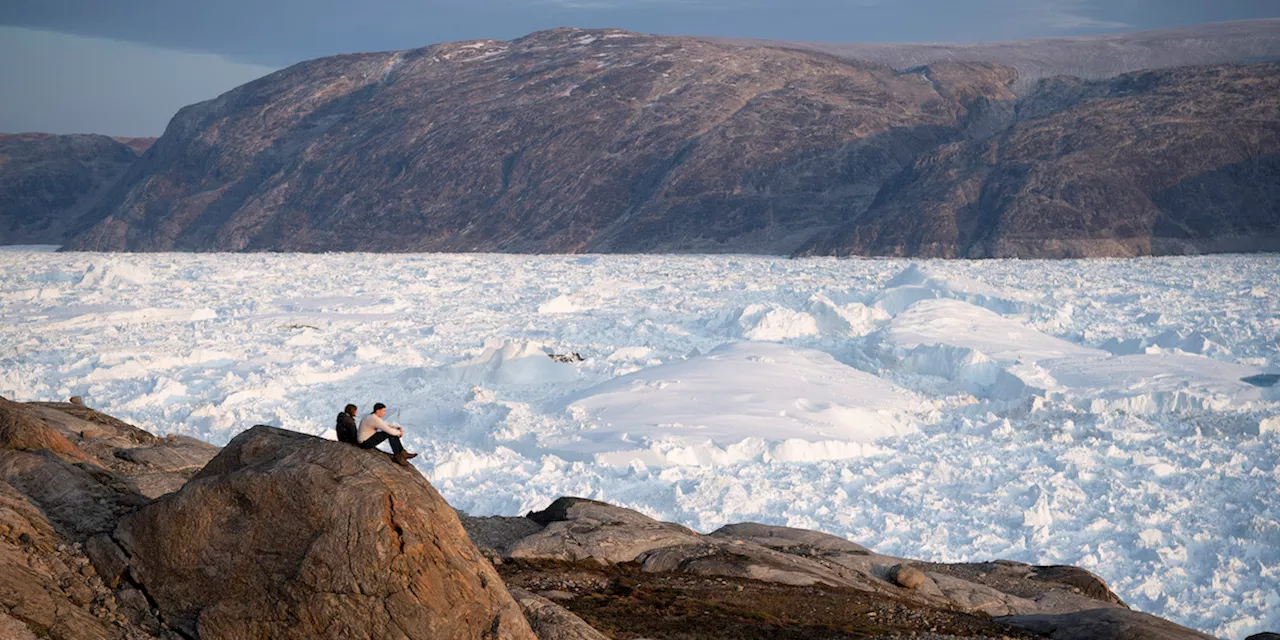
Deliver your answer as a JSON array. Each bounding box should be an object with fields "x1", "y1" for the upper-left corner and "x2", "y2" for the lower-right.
[{"x1": 0, "y1": 252, "x2": 1277, "y2": 638}]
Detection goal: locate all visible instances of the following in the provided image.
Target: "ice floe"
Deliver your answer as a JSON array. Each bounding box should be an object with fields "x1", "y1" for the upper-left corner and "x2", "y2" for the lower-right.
[{"x1": 550, "y1": 341, "x2": 925, "y2": 465}]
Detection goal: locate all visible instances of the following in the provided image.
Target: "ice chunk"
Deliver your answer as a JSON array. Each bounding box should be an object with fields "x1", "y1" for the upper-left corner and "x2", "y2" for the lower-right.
[
  {"x1": 447, "y1": 341, "x2": 579, "y2": 385},
  {"x1": 897, "y1": 344, "x2": 1031, "y2": 399},
  {"x1": 888, "y1": 299, "x2": 1105, "y2": 364},
  {"x1": 77, "y1": 260, "x2": 154, "y2": 287},
  {"x1": 878, "y1": 263, "x2": 1040, "y2": 315},
  {"x1": 1044, "y1": 353, "x2": 1266, "y2": 413},
  {"x1": 804, "y1": 293, "x2": 883, "y2": 337},
  {"x1": 538, "y1": 294, "x2": 581, "y2": 314},
  {"x1": 1257, "y1": 416, "x2": 1279, "y2": 435},
  {"x1": 737, "y1": 304, "x2": 819, "y2": 341},
  {"x1": 550, "y1": 342, "x2": 925, "y2": 466}
]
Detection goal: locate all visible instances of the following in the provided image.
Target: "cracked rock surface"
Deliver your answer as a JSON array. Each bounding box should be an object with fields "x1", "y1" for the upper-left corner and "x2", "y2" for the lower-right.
[{"x1": 0, "y1": 398, "x2": 160, "y2": 639}]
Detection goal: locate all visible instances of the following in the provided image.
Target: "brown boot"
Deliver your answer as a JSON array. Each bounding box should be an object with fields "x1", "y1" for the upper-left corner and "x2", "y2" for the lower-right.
[
  {"x1": 393, "y1": 450, "x2": 413, "y2": 467},
  {"x1": 405, "y1": 452, "x2": 419, "y2": 460}
]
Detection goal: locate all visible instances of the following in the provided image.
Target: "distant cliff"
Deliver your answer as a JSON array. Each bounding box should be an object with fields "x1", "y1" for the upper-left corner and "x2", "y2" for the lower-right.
[
  {"x1": 797, "y1": 63, "x2": 1280, "y2": 258},
  {"x1": 0, "y1": 133, "x2": 144, "y2": 245},
  {"x1": 31, "y1": 24, "x2": 1280, "y2": 257}
]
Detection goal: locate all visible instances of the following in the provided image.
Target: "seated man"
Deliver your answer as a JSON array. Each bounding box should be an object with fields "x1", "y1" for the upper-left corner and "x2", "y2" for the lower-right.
[
  {"x1": 335, "y1": 404, "x2": 359, "y2": 444},
  {"x1": 358, "y1": 403, "x2": 418, "y2": 467}
]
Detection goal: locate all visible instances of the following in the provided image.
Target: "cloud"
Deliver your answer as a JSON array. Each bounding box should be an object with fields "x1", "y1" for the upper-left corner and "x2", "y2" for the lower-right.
[
  {"x1": 535, "y1": 0, "x2": 721, "y2": 8},
  {"x1": 1018, "y1": 0, "x2": 1129, "y2": 31},
  {"x1": 0, "y1": 27, "x2": 277, "y2": 136}
]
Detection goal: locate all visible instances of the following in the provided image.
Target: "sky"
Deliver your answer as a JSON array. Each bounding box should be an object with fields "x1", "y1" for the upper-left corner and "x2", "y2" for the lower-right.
[{"x1": 1, "y1": 0, "x2": 1277, "y2": 136}]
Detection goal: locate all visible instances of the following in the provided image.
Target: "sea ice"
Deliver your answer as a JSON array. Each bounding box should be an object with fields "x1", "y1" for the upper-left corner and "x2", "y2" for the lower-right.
[{"x1": 0, "y1": 251, "x2": 1276, "y2": 638}]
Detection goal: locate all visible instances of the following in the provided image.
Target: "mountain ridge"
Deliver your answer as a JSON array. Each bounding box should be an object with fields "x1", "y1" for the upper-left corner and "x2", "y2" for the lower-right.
[
  {"x1": 0, "y1": 23, "x2": 1272, "y2": 257},
  {"x1": 0, "y1": 133, "x2": 144, "y2": 245}
]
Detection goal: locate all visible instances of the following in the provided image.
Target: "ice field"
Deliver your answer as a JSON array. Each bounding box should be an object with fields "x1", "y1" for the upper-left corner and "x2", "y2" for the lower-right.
[{"x1": 1, "y1": 249, "x2": 1278, "y2": 637}]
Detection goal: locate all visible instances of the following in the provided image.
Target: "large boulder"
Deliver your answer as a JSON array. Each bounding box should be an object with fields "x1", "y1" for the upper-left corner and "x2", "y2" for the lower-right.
[
  {"x1": 113, "y1": 425, "x2": 535, "y2": 640},
  {"x1": 508, "y1": 497, "x2": 702, "y2": 564},
  {"x1": 496, "y1": 504, "x2": 1143, "y2": 621}
]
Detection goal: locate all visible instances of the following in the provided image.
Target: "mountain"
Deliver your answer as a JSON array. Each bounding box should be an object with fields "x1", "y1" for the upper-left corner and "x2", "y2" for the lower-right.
[
  {"x1": 0, "y1": 133, "x2": 144, "y2": 245},
  {"x1": 66, "y1": 29, "x2": 1021, "y2": 253},
  {"x1": 797, "y1": 62, "x2": 1280, "y2": 258},
  {"x1": 58, "y1": 24, "x2": 1280, "y2": 256}
]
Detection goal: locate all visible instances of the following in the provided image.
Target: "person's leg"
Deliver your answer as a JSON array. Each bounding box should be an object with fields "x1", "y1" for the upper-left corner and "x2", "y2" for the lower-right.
[
  {"x1": 386, "y1": 436, "x2": 405, "y2": 455},
  {"x1": 359, "y1": 432, "x2": 390, "y2": 450}
]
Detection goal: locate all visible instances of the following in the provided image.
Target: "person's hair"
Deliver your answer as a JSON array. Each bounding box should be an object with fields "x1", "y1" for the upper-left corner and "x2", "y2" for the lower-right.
[
  {"x1": 373, "y1": 403, "x2": 386, "y2": 412},
  {"x1": 344, "y1": 404, "x2": 357, "y2": 415}
]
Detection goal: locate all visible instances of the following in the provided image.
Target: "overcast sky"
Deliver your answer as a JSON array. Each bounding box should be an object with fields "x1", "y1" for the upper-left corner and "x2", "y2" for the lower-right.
[{"x1": 1, "y1": 0, "x2": 1277, "y2": 136}]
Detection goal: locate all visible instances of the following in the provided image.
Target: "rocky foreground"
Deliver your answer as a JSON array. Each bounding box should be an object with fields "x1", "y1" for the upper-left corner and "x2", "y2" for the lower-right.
[{"x1": 0, "y1": 397, "x2": 1266, "y2": 639}]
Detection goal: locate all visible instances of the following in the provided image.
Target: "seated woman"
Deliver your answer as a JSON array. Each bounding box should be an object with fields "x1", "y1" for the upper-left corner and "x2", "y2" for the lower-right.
[
  {"x1": 335, "y1": 404, "x2": 359, "y2": 444},
  {"x1": 358, "y1": 403, "x2": 418, "y2": 467}
]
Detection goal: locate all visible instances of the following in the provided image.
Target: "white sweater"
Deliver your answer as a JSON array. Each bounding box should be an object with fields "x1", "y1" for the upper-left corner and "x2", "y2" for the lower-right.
[{"x1": 358, "y1": 414, "x2": 403, "y2": 443}]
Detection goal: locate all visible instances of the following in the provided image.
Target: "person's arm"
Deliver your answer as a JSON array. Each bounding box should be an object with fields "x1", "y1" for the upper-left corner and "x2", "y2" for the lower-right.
[{"x1": 374, "y1": 416, "x2": 404, "y2": 438}]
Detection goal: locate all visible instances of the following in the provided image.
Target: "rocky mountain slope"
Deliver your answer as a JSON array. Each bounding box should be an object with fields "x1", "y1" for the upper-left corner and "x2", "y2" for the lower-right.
[
  {"x1": 61, "y1": 26, "x2": 1280, "y2": 257},
  {"x1": 0, "y1": 133, "x2": 145, "y2": 245},
  {"x1": 797, "y1": 62, "x2": 1280, "y2": 258},
  {"x1": 66, "y1": 29, "x2": 1020, "y2": 254},
  {"x1": 1, "y1": 396, "x2": 1259, "y2": 639}
]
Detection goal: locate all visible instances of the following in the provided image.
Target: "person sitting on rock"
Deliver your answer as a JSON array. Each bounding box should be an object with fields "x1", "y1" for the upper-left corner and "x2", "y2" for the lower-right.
[
  {"x1": 358, "y1": 403, "x2": 418, "y2": 467},
  {"x1": 335, "y1": 404, "x2": 359, "y2": 444}
]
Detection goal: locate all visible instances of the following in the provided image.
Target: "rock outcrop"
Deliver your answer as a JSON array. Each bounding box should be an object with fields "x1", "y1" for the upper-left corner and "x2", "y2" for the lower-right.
[
  {"x1": 113, "y1": 425, "x2": 535, "y2": 640},
  {"x1": 22, "y1": 401, "x2": 220, "y2": 499},
  {"x1": 0, "y1": 398, "x2": 154, "y2": 541},
  {"x1": 0, "y1": 133, "x2": 142, "y2": 245},
  {"x1": 0, "y1": 478, "x2": 149, "y2": 639},
  {"x1": 467, "y1": 496, "x2": 1214, "y2": 639},
  {"x1": 509, "y1": 497, "x2": 704, "y2": 564},
  {"x1": 0, "y1": 398, "x2": 166, "y2": 639}
]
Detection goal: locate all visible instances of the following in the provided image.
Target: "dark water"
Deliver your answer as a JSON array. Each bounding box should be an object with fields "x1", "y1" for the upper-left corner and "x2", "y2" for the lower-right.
[{"x1": 1241, "y1": 374, "x2": 1279, "y2": 388}]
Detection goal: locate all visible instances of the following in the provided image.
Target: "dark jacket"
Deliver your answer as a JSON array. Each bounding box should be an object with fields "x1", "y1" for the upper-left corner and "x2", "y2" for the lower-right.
[{"x1": 335, "y1": 412, "x2": 358, "y2": 444}]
